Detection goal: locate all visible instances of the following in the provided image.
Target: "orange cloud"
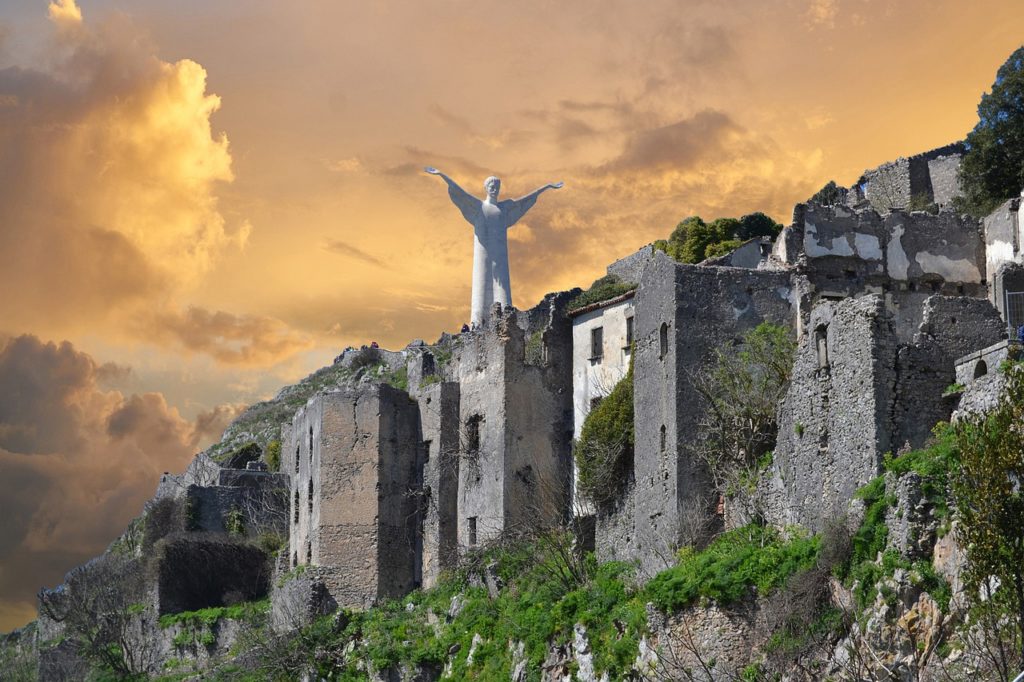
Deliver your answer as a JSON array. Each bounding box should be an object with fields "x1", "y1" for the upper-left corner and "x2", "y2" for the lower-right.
[
  {"x1": 140, "y1": 307, "x2": 315, "y2": 367},
  {"x1": 0, "y1": 1, "x2": 240, "y2": 336}
]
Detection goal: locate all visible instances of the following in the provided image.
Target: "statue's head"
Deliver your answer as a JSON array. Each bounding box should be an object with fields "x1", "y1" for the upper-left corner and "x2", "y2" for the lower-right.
[{"x1": 484, "y1": 176, "x2": 501, "y2": 200}]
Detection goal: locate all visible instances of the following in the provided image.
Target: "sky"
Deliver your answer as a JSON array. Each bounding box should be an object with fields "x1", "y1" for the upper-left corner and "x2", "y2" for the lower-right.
[{"x1": 0, "y1": 0, "x2": 1021, "y2": 631}]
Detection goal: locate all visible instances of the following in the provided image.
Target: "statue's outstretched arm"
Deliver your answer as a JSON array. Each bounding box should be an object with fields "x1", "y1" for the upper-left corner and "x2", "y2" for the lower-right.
[
  {"x1": 425, "y1": 167, "x2": 481, "y2": 225},
  {"x1": 505, "y1": 181, "x2": 564, "y2": 227}
]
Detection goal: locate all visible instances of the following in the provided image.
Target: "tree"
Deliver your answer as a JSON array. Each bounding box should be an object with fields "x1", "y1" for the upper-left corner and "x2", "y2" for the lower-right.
[
  {"x1": 952, "y1": 366, "x2": 1024, "y2": 678},
  {"x1": 957, "y1": 46, "x2": 1024, "y2": 217},
  {"x1": 38, "y1": 555, "x2": 154, "y2": 678},
  {"x1": 654, "y1": 213, "x2": 783, "y2": 265},
  {"x1": 736, "y1": 212, "x2": 782, "y2": 241},
  {"x1": 692, "y1": 323, "x2": 796, "y2": 523}
]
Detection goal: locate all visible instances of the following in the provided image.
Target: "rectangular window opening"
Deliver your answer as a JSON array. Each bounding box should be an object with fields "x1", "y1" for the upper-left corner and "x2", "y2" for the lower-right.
[
  {"x1": 464, "y1": 415, "x2": 482, "y2": 454},
  {"x1": 591, "y1": 326, "x2": 604, "y2": 360},
  {"x1": 467, "y1": 517, "x2": 478, "y2": 546}
]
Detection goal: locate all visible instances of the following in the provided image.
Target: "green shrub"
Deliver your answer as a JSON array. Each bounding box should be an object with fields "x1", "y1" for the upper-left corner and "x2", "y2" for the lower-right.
[
  {"x1": 809, "y1": 180, "x2": 844, "y2": 205},
  {"x1": 705, "y1": 239, "x2": 743, "y2": 259},
  {"x1": 575, "y1": 361, "x2": 633, "y2": 508},
  {"x1": 907, "y1": 192, "x2": 938, "y2": 213},
  {"x1": 839, "y1": 424, "x2": 957, "y2": 608},
  {"x1": 952, "y1": 366, "x2": 1024, "y2": 663},
  {"x1": 942, "y1": 383, "x2": 965, "y2": 397},
  {"x1": 383, "y1": 366, "x2": 408, "y2": 392},
  {"x1": 225, "y1": 507, "x2": 245, "y2": 537},
  {"x1": 643, "y1": 525, "x2": 819, "y2": 612},
  {"x1": 419, "y1": 373, "x2": 442, "y2": 389},
  {"x1": 159, "y1": 599, "x2": 270, "y2": 630},
  {"x1": 525, "y1": 330, "x2": 545, "y2": 366},
  {"x1": 567, "y1": 275, "x2": 637, "y2": 312},
  {"x1": 264, "y1": 439, "x2": 281, "y2": 471},
  {"x1": 256, "y1": 531, "x2": 285, "y2": 556}
]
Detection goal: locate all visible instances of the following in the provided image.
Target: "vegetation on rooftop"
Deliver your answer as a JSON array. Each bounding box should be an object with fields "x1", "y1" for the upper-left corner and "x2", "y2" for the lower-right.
[{"x1": 567, "y1": 274, "x2": 637, "y2": 312}]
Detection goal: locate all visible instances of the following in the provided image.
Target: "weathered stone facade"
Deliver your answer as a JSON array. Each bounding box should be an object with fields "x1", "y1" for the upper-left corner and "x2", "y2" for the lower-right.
[
  {"x1": 764, "y1": 296, "x2": 897, "y2": 530},
  {"x1": 624, "y1": 254, "x2": 798, "y2": 574},
  {"x1": 416, "y1": 380, "x2": 460, "y2": 589},
  {"x1": 777, "y1": 201, "x2": 989, "y2": 342},
  {"x1": 449, "y1": 296, "x2": 575, "y2": 547},
  {"x1": 286, "y1": 385, "x2": 422, "y2": 609},
  {"x1": 764, "y1": 294, "x2": 1004, "y2": 531},
  {"x1": 858, "y1": 143, "x2": 965, "y2": 212}
]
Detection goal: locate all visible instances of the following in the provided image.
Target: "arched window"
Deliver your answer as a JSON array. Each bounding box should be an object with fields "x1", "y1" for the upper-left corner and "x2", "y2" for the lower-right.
[
  {"x1": 974, "y1": 360, "x2": 988, "y2": 379},
  {"x1": 659, "y1": 323, "x2": 669, "y2": 359},
  {"x1": 659, "y1": 425, "x2": 667, "y2": 453}
]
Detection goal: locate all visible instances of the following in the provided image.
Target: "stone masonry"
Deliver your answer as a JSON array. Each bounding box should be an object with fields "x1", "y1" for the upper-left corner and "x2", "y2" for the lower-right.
[
  {"x1": 415, "y1": 380, "x2": 461, "y2": 589},
  {"x1": 450, "y1": 296, "x2": 575, "y2": 548},
  {"x1": 286, "y1": 385, "x2": 422, "y2": 609},
  {"x1": 620, "y1": 253, "x2": 798, "y2": 575},
  {"x1": 764, "y1": 296, "x2": 897, "y2": 531}
]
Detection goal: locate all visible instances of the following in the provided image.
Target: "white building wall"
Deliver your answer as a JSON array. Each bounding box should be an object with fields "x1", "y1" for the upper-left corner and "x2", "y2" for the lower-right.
[{"x1": 570, "y1": 296, "x2": 634, "y2": 514}]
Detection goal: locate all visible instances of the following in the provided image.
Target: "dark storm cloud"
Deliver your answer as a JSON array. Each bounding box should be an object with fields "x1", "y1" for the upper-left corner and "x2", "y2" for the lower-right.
[{"x1": 0, "y1": 335, "x2": 244, "y2": 630}]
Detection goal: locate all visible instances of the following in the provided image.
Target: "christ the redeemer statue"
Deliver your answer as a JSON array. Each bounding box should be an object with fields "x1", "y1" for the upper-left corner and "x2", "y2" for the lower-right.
[{"x1": 425, "y1": 167, "x2": 563, "y2": 327}]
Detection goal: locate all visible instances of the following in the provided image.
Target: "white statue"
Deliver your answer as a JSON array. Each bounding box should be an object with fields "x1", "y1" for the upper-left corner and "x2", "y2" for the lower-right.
[{"x1": 425, "y1": 168, "x2": 563, "y2": 327}]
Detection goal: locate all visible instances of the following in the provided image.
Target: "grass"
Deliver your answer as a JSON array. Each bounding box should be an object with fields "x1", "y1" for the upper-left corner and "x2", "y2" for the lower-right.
[
  {"x1": 159, "y1": 599, "x2": 270, "y2": 630},
  {"x1": 942, "y1": 382, "x2": 965, "y2": 397},
  {"x1": 643, "y1": 525, "x2": 819, "y2": 612},
  {"x1": 839, "y1": 423, "x2": 956, "y2": 610},
  {"x1": 248, "y1": 525, "x2": 820, "y2": 680}
]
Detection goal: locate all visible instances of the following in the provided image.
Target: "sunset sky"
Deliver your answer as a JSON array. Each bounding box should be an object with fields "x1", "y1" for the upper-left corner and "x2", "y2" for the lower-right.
[{"x1": 0, "y1": 0, "x2": 1021, "y2": 631}]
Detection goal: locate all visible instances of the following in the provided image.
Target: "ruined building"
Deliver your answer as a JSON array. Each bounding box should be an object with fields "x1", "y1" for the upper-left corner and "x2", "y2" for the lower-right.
[
  {"x1": 30, "y1": 141, "x2": 1024, "y2": 677},
  {"x1": 275, "y1": 142, "x2": 1024, "y2": 606}
]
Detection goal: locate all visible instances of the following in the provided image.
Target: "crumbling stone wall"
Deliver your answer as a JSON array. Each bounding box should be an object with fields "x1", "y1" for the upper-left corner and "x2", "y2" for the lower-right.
[
  {"x1": 183, "y1": 469, "x2": 289, "y2": 539},
  {"x1": 626, "y1": 253, "x2": 797, "y2": 576},
  {"x1": 893, "y1": 296, "x2": 1005, "y2": 448},
  {"x1": 606, "y1": 245, "x2": 654, "y2": 284},
  {"x1": 155, "y1": 453, "x2": 220, "y2": 500},
  {"x1": 783, "y1": 202, "x2": 987, "y2": 341},
  {"x1": 927, "y1": 152, "x2": 964, "y2": 206},
  {"x1": 154, "y1": 537, "x2": 270, "y2": 615},
  {"x1": 287, "y1": 385, "x2": 422, "y2": 609},
  {"x1": 764, "y1": 296, "x2": 897, "y2": 530},
  {"x1": 416, "y1": 381, "x2": 460, "y2": 589},
  {"x1": 270, "y1": 564, "x2": 339, "y2": 632},
  {"x1": 452, "y1": 295, "x2": 574, "y2": 549},
  {"x1": 860, "y1": 143, "x2": 964, "y2": 212}
]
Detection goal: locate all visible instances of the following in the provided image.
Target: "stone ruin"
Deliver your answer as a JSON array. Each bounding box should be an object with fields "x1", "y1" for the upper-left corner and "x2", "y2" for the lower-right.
[
  {"x1": 269, "y1": 143, "x2": 1024, "y2": 606},
  {"x1": 30, "y1": 142, "x2": 1024, "y2": 676}
]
